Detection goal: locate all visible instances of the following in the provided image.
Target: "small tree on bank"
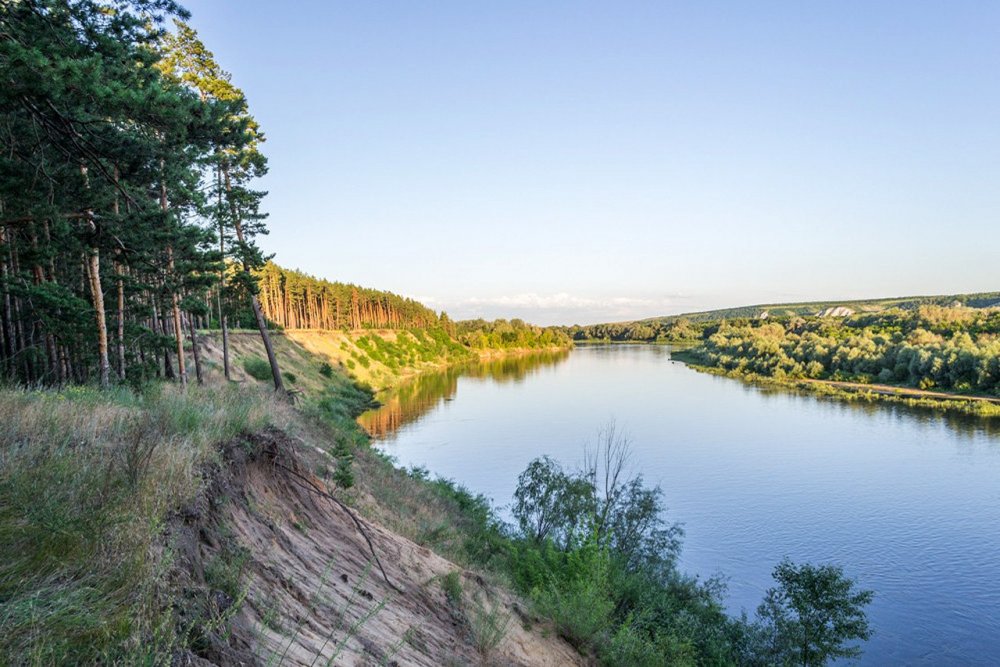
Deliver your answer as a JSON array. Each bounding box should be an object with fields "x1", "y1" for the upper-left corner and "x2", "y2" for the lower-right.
[{"x1": 752, "y1": 559, "x2": 874, "y2": 666}]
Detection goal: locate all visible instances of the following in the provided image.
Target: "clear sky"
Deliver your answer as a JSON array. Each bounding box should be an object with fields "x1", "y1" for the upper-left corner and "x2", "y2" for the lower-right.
[{"x1": 181, "y1": 1, "x2": 999, "y2": 325}]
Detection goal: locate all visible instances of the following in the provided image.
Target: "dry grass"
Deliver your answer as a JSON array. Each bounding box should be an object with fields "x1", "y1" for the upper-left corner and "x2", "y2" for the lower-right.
[{"x1": 0, "y1": 383, "x2": 288, "y2": 664}]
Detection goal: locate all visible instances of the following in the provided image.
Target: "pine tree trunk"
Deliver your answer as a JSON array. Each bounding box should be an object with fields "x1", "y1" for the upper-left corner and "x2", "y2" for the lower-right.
[
  {"x1": 80, "y1": 165, "x2": 110, "y2": 388},
  {"x1": 160, "y1": 167, "x2": 186, "y2": 388},
  {"x1": 112, "y1": 170, "x2": 126, "y2": 382},
  {"x1": 85, "y1": 247, "x2": 109, "y2": 388},
  {"x1": 116, "y1": 266, "x2": 126, "y2": 381},
  {"x1": 222, "y1": 313, "x2": 231, "y2": 381},
  {"x1": 171, "y1": 288, "x2": 186, "y2": 387},
  {"x1": 250, "y1": 295, "x2": 283, "y2": 392},
  {"x1": 216, "y1": 165, "x2": 230, "y2": 380},
  {"x1": 186, "y1": 311, "x2": 203, "y2": 385},
  {"x1": 223, "y1": 162, "x2": 283, "y2": 393},
  {"x1": 0, "y1": 228, "x2": 14, "y2": 377}
]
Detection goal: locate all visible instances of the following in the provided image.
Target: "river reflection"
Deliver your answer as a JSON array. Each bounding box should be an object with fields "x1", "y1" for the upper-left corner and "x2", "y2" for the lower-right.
[{"x1": 358, "y1": 349, "x2": 570, "y2": 439}]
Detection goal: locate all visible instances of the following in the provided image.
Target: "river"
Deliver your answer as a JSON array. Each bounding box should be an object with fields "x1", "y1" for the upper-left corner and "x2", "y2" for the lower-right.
[{"x1": 359, "y1": 344, "x2": 1000, "y2": 664}]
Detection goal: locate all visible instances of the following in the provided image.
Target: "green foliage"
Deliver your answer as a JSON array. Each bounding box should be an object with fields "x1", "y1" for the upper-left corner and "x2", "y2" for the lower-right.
[
  {"x1": 512, "y1": 456, "x2": 592, "y2": 547},
  {"x1": 748, "y1": 559, "x2": 874, "y2": 666},
  {"x1": 504, "y1": 425, "x2": 747, "y2": 663},
  {"x1": 467, "y1": 594, "x2": 513, "y2": 658},
  {"x1": 0, "y1": 0, "x2": 274, "y2": 388},
  {"x1": 205, "y1": 545, "x2": 251, "y2": 601},
  {"x1": 243, "y1": 356, "x2": 273, "y2": 381},
  {"x1": 319, "y1": 362, "x2": 334, "y2": 378},
  {"x1": 565, "y1": 317, "x2": 705, "y2": 343},
  {"x1": 532, "y1": 539, "x2": 616, "y2": 649},
  {"x1": 283, "y1": 371, "x2": 297, "y2": 384},
  {"x1": 256, "y1": 262, "x2": 442, "y2": 330}
]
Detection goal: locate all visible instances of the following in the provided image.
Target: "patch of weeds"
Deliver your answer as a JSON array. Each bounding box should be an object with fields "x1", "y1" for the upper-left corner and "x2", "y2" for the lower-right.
[
  {"x1": 468, "y1": 593, "x2": 512, "y2": 659},
  {"x1": 205, "y1": 544, "x2": 250, "y2": 602},
  {"x1": 441, "y1": 570, "x2": 463, "y2": 607}
]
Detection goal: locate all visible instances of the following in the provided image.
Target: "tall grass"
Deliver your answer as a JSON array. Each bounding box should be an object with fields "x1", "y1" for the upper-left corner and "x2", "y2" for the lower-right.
[{"x1": 0, "y1": 384, "x2": 285, "y2": 664}]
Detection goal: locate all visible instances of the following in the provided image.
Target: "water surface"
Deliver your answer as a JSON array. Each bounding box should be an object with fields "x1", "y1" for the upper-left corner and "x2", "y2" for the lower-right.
[{"x1": 361, "y1": 345, "x2": 1000, "y2": 664}]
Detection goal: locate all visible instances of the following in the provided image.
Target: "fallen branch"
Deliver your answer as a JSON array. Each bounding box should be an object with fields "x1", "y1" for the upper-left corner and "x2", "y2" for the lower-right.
[{"x1": 271, "y1": 460, "x2": 405, "y2": 595}]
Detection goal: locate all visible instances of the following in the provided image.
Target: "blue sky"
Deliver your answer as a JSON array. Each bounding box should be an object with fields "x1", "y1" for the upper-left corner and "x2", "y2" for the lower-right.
[{"x1": 181, "y1": 1, "x2": 1000, "y2": 325}]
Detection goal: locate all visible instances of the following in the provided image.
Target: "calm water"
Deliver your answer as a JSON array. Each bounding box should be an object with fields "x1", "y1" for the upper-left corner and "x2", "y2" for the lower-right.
[{"x1": 360, "y1": 345, "x2": 1000, "y2": 664}]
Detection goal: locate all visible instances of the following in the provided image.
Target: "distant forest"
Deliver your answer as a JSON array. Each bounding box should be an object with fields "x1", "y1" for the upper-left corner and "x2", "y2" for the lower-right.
[
  {"x1": 575, "y1": 303, "x2": 1000, "y2": 396},
  {"x1": 256, "y1": 262, "x2": 441, "y2": 330}
]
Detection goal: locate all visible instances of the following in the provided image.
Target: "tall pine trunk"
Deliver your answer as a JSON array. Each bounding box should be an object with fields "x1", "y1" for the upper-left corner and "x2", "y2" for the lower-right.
[
  {"x1": 80, "y1": 165, "x2": 110, "y2": 388},
  {"x1": 186, "y1": 311, "x2": 203, "y2": 384},
  {"x1": 223, "y1": 162, "x2": 283, "y2": 393},
  {"x1": 216, "y1": 165, "x2": 230, "y2": 380},
  {"x1": 160, "y1": 163, "x2": 186, "y2": 388}
]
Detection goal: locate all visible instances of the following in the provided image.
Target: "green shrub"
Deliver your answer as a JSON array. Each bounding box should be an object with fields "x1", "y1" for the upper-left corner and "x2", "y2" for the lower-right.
[
  {"x1": 332, "y1": 439, "x2": 355, "y2": 489},
  {"x1": 242, "y1": 357, "x2": 272, "y2": 381},
  {"x1": 284, "y1": 371, "x2": 297, "y2": 384},
  {"x1": 319, "y1": 362, "x2": 333, "y2": 378},
  {"x1": 532, "y1": 543, "x2": 614, "y2": 649}
]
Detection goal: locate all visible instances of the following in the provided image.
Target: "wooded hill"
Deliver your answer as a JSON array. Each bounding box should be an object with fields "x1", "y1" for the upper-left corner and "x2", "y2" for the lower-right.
[
  {"x1": 567, "y1": 290, "x2": 1000, "y2": 342},
  {"x1": 646, "y1": 291, "x2": 1000, "y2": 325}
]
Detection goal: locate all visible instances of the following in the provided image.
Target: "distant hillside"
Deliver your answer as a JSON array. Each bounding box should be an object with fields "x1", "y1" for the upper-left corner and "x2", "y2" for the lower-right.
[
  {"x1": 644, "y1": 291, "x2": 1000, "y2": 324},
  {"x1": 564, "y1": 290, "x2": 1000, "y2": 343}
]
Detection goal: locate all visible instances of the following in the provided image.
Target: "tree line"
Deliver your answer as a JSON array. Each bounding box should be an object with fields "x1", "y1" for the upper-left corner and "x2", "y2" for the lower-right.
[
  {"x1": 0, "y1": 1, "x2": 286, "y2": 390},
  {"x1": 563, "y1": 318, "x2": 703, "y2": 343},
  {"x1": 255, "y1": 262, "x2": 443, "y2": 331},
  {"x1": 456, "y1": 317, "x2": 573, "y2": 350}
]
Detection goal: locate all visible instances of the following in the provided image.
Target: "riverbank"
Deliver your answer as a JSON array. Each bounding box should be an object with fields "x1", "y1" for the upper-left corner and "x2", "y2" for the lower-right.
[
  {"x1": 0, "y1": 374, "x2": 583, "y2": 664},
  {"x1": 670, "y1": 348, "x2": 1000, "y2": 418}
]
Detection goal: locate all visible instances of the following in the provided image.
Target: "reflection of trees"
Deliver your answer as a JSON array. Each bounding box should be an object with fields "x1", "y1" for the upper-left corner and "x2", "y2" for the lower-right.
[
  {"x1": 744, "y1": 381, "x2": 1000, "y2": 439},
  {"x1": 358, "y1": 369, "x2": 460, "y2": 438},
  {"x1": 463, "y1": 349, "x2": 570, "y2": 385},
  {"x1": 358, "y1": 350, "x2": 571, "y2": 438}
]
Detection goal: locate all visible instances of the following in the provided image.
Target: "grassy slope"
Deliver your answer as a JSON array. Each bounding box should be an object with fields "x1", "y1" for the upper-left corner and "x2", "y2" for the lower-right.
[{"x1": 205, "y1": 329, "x2": 473, "y2": 393}]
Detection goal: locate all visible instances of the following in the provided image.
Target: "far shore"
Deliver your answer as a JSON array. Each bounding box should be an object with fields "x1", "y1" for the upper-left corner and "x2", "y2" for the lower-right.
[{"x1": 669, "y1": 348, "x2": 1000, "y2": 418}]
